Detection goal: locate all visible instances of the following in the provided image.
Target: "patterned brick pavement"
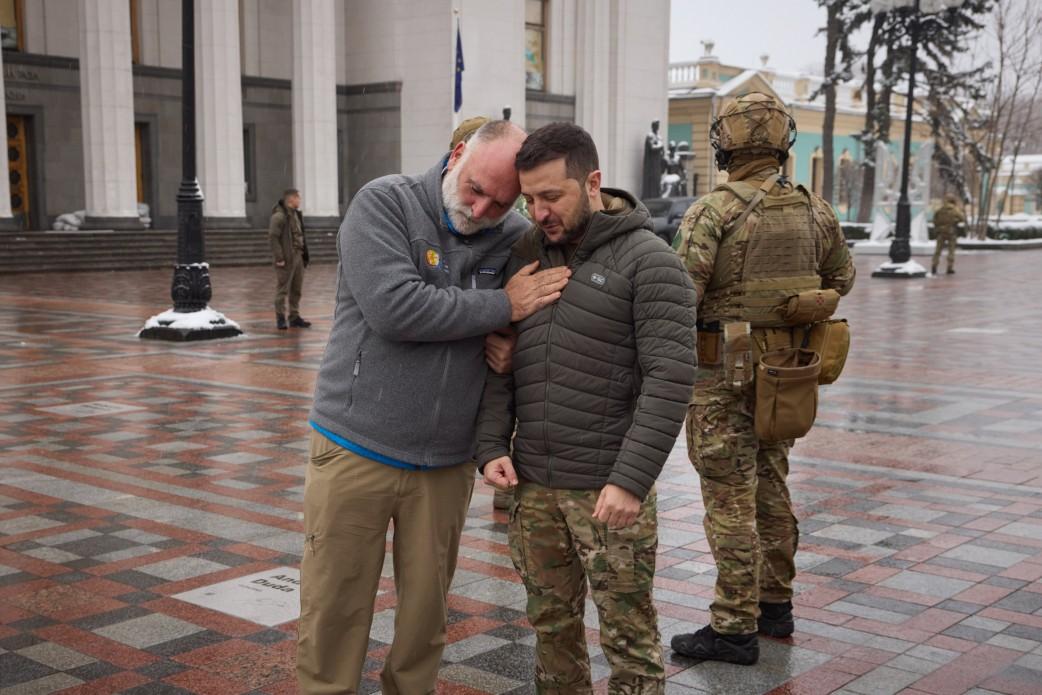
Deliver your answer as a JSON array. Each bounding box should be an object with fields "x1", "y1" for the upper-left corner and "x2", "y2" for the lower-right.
[{"x1": 0, "y1": 250, "x2": 1040, "y2": 694}]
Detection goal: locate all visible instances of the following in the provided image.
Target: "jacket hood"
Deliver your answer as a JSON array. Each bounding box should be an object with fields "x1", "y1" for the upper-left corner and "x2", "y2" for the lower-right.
[
  {"x1": 555, "y1": 187, "x2": 653, "y2": 262},
  {"x1": 272, "y1": 199, "x2": 295, "y2": 215}
]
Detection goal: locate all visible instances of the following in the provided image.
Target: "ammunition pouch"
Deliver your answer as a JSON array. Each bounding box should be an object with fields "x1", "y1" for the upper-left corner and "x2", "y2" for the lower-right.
[
  {"x1": 722, "y1": 322, "x2": 754, "y2": 392},
  {"x1": 696, "y1": 330, "x2": 723, "y2": 367},
  {"x1": 801, "y1": 319, "x2": 850, "y2": 385},
  {"x1": 755, "y1": 348, "x2": 821, "y2": 442},
  {"x1": 780, "y1": 289, "x2": 840, "y2": 326}
]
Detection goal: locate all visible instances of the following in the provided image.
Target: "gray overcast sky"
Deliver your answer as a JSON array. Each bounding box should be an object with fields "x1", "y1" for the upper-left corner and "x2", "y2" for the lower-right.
[
  {"x1": 669, "y1": 0, "x2": 1006, "y2": 78},
  {"x1": 669, "y1": 0, "x2": 838, "y2": 76}
]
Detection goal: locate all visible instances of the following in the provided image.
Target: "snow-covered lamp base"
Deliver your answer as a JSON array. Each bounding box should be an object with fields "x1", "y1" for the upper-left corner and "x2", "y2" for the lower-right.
[
  {"x1": 138, "y1": 307, "x2": 243, "y2": 342},
  {"x1": 871, "y1": 259, "x2": 928, "y2": 279}
]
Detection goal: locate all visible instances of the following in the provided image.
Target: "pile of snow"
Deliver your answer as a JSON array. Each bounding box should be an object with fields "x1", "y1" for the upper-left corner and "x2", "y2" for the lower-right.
[
  {"x1": 960, "y1": 238, "x2": 1042, "y2": 246},
  {"x1": 139, "y1": 307, "x2": 240, "y2": 333},
  {"x1": 52, "y1": 203, "x2": 152, "y2": 231},
  {"x1": 989, "y1": 214, "x2": 1042, "y2": 231}
]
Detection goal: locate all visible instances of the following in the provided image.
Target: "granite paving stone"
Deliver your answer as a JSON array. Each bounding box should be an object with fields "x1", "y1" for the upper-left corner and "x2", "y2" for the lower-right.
[{"x1": 1, "y1": 256, "x2": 1040, "y2": 693}]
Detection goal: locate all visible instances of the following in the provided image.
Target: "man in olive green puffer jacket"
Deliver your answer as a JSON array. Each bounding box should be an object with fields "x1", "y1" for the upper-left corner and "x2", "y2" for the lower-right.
[{"x1": 476, "y1": 123, "x2": 697, "y2": 694}]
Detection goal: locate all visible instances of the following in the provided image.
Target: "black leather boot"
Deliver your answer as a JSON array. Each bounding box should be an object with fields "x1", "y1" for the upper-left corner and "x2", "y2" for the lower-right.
[
  {"x1": 758, "y1": 600, "x2": 795, "y2": 638},
  {"x1": 670, "y1": 625, "x2": 759, "y2": 665}
]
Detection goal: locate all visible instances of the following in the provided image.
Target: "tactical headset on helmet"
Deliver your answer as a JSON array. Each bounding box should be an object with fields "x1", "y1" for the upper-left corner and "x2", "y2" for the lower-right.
[{"x1": 710, "y1": 92, "x2": 797, "y2": 169}]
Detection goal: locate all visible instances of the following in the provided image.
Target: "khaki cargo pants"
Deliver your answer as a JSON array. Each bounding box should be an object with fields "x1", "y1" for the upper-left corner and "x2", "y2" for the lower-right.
[
  {"x1": 297, "y1": 431, "x2": 475, "y2": 695},
  {"x1": 509, "y1": 482, "x2": 664, "y2": 694},
  {"x1": 275, "y1": 251, "x2": 305, "y2": 319},
  {"x1": 687, "y1": 365, "x2": 799, "y2": 636},
  {"x1": 932, "y1": 229, "x2": 957, "y2": 273}
]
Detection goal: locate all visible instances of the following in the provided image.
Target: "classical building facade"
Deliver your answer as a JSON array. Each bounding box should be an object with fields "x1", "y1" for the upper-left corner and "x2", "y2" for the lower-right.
[
  {"x1": 0, "y1": 0, "x2": 669, "y2": 231},
  {"x1": 990, "y1": 154, "x2": 1041, "y2": 217},
  {"x1": 667, "y1": 42, "x2": 933, "y2": 221}
]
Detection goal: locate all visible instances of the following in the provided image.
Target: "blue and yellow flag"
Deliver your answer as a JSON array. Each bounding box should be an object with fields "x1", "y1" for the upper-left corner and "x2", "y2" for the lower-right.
[{"x1": 454, "y1": 18, "x2": 464, "y2": 113}]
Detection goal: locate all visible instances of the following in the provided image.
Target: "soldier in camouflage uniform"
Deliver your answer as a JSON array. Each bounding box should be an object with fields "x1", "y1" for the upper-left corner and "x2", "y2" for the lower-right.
[
  {"x1": 670, "y1": 93, "x2": 856, "y2": 665},
  {"x1": 931, "y1": 194, "x2": 966, "y2": 275}
]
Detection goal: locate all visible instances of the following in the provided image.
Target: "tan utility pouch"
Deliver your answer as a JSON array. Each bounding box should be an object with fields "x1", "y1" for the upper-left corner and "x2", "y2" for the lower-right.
[
  {"x1": 803, "y1": 319, "x2": 850, "y2": 385},
  {"x1": 697, "y1": 331, "x2": 723, "y2": 367},
  {"x1": 723, "y1": 322, "x2": 753, "y2": 391},
  {"x1": 755, "y1": 348, "x2": 821, "y2": 442},
  {"x1": 781, "y1": 289, "x2": 840, "y2": 326}
]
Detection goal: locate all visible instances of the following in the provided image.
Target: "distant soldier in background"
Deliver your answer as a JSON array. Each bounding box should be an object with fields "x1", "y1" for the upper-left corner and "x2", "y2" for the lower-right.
[
  {"x1": 269, "y1": 188, "x2": 311, "y2": 330},
  {"x1": 932, "y1": 194, "x2": 966, "y2": 276}
]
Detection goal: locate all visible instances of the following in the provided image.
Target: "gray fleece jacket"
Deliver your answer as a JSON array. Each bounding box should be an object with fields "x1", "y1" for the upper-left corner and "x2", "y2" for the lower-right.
[{"x1": 309, "y1": 158, "x2": 529, "y2": 467}]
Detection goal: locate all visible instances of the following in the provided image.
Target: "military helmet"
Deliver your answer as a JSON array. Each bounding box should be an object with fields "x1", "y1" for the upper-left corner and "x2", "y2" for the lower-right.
[
  {"x1": 710, "y1": 93, "x2": 796, "y2": 168},
  {"x1": 450, "y1": 116, "x2": 491, "y2": 149}
]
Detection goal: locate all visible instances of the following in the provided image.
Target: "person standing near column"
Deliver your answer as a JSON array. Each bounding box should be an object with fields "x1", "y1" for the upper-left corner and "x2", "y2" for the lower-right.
[{"x1": 269, "y1": 188, "x2": 311, "y2": 330}]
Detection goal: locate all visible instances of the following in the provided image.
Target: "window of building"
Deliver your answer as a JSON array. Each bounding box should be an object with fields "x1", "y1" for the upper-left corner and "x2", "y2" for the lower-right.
[
  {"x1": 7, "y1": 114, "x2": 29, "y2": 227},
  {"x1": 524, "y1": 0, "x2": 546, "y2": 91},
  {"x1": 811, "y1": 147, "x2": 824, "y2": 196},
  {"x1": 134, "y1": 123, "x2": 145, "y2": 203},
  {"x1": 243, "y1": 125, "x2": 256, "y2": 202},
  {"x1": 0, "y1": 0, "x2": 24, "y2": 51},
  {"x1": 130, "y1": 0, "x2": 141, "y2": 64}
]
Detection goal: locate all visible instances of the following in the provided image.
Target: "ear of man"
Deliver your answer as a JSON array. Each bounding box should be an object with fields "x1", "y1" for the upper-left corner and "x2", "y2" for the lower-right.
[{"x1": 447, "y1": 140, "x2": 467, "y2": 170}]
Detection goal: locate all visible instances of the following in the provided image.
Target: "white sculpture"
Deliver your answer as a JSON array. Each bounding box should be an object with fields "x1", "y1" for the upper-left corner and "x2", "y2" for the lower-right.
[
  {"x1": 868, "y1": 139, "x2": 934, "y2": 242},
  {"x1": 908, "y1": 139, "x2": 934, "y2": 243},
  {"x1": 870, "y1": 141, "x2": 900, "y2": 241}
]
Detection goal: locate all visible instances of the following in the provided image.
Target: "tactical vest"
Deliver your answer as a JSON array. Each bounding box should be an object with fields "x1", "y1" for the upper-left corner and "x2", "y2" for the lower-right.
[{"x1": 701, "y1": 176, "x2": 823, "y2": 328}]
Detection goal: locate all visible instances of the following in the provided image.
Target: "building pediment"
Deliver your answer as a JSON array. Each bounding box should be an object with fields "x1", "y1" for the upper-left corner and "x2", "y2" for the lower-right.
[{"x1": 716, "y1": 70, "x2": 784, "y2": 105}]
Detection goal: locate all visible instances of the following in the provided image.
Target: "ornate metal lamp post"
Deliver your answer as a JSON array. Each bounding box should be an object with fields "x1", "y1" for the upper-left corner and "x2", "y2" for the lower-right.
[
  {"x1": 140, "y1": 0, "x2": 241, "y2": 341},
  {"x1": 872, "y1": 0, "x2": 927, "y2": 278},
  {"x1": 871, "y1": 0, "x2": 959, "y2": 278}
]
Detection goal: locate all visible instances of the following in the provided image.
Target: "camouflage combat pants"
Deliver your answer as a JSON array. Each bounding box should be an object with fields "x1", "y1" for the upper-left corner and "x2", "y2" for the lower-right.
[
  {"x1": 509, "y1": 482, "x2": 664, "y2": 695},
  {"x1": 686, "y1": 365, "x2": 799, "y2": 635}
]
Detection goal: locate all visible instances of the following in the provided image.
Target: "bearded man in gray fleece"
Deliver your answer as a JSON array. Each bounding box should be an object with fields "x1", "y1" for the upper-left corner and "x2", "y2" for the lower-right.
[{"x1": 299, "y1": 121, "x2": 571, "y2": 695}]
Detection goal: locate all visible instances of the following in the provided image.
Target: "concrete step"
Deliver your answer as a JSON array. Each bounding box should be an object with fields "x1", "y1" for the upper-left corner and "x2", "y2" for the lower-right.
[{"x1": 1, "y1": 228, "x2": 339, "y2": 273}]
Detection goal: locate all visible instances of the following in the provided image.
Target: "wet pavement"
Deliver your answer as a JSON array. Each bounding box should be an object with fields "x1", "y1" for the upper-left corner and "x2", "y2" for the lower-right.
[{"x1": 1, "y1": 249, "x2": 1041, "y2": 695}]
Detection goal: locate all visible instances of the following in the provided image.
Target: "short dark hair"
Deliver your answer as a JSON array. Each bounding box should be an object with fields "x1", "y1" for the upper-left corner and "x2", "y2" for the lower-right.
[
  {"x1": 283, "y1": 188, "x2": 300, "y2": 199},
  {"x1": 514, "y1": 122, "x2": 599, "y2": 181}
]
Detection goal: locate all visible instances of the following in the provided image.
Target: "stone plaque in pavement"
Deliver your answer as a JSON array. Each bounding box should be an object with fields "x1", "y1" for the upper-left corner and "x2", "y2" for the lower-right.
[
  {"x1": 37, "y1": 401, "x2": 144, "y2": 418},
  {"x1": 173, "y1": 567, "x2": 300, "y2": 627}
]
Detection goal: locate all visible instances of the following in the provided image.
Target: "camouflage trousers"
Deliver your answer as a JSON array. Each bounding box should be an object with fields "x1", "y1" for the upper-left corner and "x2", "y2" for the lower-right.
[
  {"x1": 508, "y1": 482, "x2": 664, "y2": 695},
  {"x1": 686, "y1": 365, "x2": 799, "y2": 635}
]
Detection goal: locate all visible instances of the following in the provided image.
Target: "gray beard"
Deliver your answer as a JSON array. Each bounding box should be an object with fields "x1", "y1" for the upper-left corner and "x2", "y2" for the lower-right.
[{"x1": 442, "y1": 158, "x2": 510, "y2": 235}]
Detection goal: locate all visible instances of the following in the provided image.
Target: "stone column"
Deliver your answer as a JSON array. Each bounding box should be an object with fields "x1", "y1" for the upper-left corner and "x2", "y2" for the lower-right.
[
  {"x1": 0, "y1": 47, "x2": 18, "y2": 230},
  {"x1": 574, "y1": 0, "x2": 669, "y2": 195},
  {"x1": 78, "y1": 0, "x2": 142, "y2": 230},
  {"x1": 195, "y1": 0, "x2": 248, "y2": 227},
  {"x1": 292, "y1": 0, "x2": 340, "y2": 227}
]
